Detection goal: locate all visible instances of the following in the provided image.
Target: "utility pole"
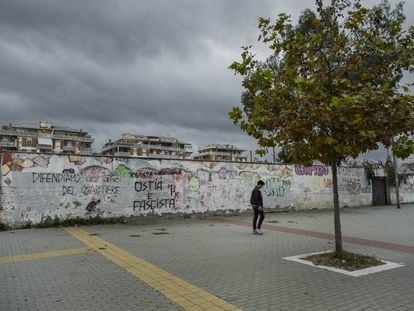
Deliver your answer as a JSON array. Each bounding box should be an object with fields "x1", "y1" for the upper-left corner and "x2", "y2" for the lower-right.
[{"x1": 392, "y1": 142, "x2": 401, "y2": 209}]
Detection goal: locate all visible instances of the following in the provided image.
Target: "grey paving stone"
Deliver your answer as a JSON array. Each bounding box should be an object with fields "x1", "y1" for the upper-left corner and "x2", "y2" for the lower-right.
[
  {"x1": 0, "y1": 251, "x2": 182, "y2": 311},
  {"x1": 0, "y1": 227, "x2": 85, "y2": 256},
  {"x1": 1, "y1": 204, "x2": 413, "y2": 310}
]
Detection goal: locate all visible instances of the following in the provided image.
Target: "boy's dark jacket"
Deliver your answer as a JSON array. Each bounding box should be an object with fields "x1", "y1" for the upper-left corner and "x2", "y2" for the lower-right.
[{"x1": 250, "y1": 186, "x2": 263, "y2": 206}]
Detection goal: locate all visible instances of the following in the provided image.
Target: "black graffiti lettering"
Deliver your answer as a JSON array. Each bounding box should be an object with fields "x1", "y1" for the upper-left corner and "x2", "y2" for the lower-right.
[
  {"x1": 32, "y1": 172, "x2": 82, "y2": 184},
  {"x1": 85, "y1": 175, "x2": 94, "y2": 182},
  {"x1": 133, "y1": 200, "x2": 144, "y2": 211},
  {"x1": 135, "y1": 181, "x2": 144, "y2": 192},
  {"x1": 138, "y1": 172, "x2": 154, "y2": 179},
  {"x1": 158, "y1": 168, "x2": 182, "y2": 176},
  {"x1": 169, "y1": 199, "x2": 175, "y2": 209},
  {"x1": 148, "y1": 200, "x2": 156, "y2": 210},
  {"x1": 50, "y1": 174, "x2": 59, "y2": 183},
  {"x1": 135, "y1": 181, "x2": 163, "y2": 192},
  {"x1": 168, "y1": 184, "x2": 176, "y2": 196},
  {"x1": 33, "y1": 172, "x2": 40, "y2": 183},
  {"x1": 102, "y1": 173, "x2": 119, "y2": 183},
  {"x1": 68, "y1": 174, "x2": 78, "y2": 183},
  {"x1": 133, "y1": 198, "x2": 176, "y2": 211},
  {"x1": 62, "y1": 186, "x2": 74, "y2": 195},
  {"x1": 135, "y1": 168, "x2": 182, "y2": 179},
  {"x1": 73, "y1": 173, "x2": 81, "y2": 183},
  {"x1": 81, "y1": 185, "x2": 119, "y2": 195}
]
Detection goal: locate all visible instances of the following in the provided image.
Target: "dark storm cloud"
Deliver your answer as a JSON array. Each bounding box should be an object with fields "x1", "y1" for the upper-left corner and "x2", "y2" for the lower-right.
[
  {"x1": 0, "y1": 0, "x2": 413, "y2": 154},
  {"x1": 0, "y1": 0, "x2": 284, "y2": 153}
]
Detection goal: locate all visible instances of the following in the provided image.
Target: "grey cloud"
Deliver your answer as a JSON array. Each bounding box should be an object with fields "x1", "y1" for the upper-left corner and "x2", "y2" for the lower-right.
[
  {"x1": 0, "y1": 0, "x2": 278, "y2": 62},
  {"x1": 0, "y1": 0, "x2": 412, "y2": 157}
]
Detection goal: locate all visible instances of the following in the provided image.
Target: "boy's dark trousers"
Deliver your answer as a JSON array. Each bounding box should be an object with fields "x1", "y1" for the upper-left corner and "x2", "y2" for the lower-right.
[{"x1": 252, "y1": 206, "x2": 265, "y2": 230}]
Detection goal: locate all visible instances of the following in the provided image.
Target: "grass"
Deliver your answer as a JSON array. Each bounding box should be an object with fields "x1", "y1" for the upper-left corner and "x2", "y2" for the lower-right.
[{"x1": 303, "y1": 251, "x2": 385, "y2": 271}]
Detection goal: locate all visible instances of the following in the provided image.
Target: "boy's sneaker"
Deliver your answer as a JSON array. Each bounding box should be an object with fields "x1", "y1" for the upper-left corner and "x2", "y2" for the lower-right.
[{"x1": 256, "y1": 229, "x2": 263, "y2": 235}]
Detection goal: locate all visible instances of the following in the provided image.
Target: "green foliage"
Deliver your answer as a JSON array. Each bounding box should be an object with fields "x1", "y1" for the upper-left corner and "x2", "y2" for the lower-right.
[
  {"x1": 393, "y1": 136, "x2": 414, "y2": 159},
  {"x1": 230, "y1": 0, "x2": 414, "y2": 254},
  {"x1": 277, "y1": 145, "x2": 293, "y2": 163},
  {"x1": 383, "y1": 158, "x2": 399, "y2": 187},
  {"x1": 229, "y1": 0, "x2": 414, "y2": 166},
  {"x1": 363, "y1": 161, "x2": 377, "y2": 180}
]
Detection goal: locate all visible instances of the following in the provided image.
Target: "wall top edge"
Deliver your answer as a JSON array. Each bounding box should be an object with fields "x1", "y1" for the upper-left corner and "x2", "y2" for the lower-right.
[{"x1": 0, "y1": 151, "x2": 370, "y2": 168}]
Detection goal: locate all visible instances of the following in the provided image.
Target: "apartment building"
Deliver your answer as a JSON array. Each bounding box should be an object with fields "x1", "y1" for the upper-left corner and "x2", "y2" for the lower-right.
[
  {"x1": 0, "y1": 121, "x2": 94, "y2": 155},
  {"x1": 101, "y1": 133, "x2": 193, "y2": 159},
  {"x1": 193, "y1": 144, "x2": 247, "y2": 162}
]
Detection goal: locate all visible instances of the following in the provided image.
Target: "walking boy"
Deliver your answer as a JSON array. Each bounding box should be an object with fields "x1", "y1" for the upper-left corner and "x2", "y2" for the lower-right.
[{"x1": 250, "y1": 180, "x2": 265, "y2": 235}]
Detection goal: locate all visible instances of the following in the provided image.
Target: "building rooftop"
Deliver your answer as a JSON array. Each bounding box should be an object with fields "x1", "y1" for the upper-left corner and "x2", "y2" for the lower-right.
[
  {"x1": 198, "y1": 144, "x2": 246, "y2": 152},
  {"x1": 6, "y1": 122, "x2": 86, "y2": 134},
  {"x1": 107, "y1": 133, "x2": 191, "y2": 145}
]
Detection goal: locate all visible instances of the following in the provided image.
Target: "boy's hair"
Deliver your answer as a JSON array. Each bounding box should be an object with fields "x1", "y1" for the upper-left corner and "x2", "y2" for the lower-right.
[{"x1": 257, "y1": 180, "x2": 265, "y2": 186}]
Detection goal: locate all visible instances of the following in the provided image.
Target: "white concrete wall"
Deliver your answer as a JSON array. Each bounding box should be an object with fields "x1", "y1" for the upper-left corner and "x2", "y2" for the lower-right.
[
  {"x1": 1, "y1": 152, "x2": 373, "y2": 228},
  {"x1": 390, "y1": 175, "x2": 414, "y2": 204}
]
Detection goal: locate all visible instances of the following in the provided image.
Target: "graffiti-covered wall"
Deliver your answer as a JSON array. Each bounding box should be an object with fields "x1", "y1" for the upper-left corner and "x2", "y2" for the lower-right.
[
  {"x1": 390, "y1": 175, "x2": 414, "y2": 204},
  {"x1": 1, "y1": 152, "x2": 372, "y2": 228}
]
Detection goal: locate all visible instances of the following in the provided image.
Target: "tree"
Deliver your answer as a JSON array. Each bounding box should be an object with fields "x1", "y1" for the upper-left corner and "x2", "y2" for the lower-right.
[
  {"x1": 276, "y1": 145, "x2": 293, "y2": 163},
  {"x1": 229, "y1": 0, "x2": 414, "y2": 256}
]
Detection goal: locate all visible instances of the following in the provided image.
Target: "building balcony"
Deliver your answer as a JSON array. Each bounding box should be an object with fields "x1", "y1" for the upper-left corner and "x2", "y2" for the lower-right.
[
  {"x1": 53, "y1": 134, "x2": 94, "y2": 143},
  {"x1": 102, "y1": 143, "x2": 192, "y2": 153},
  {"x1": 0, "y1": 141, "x2": 17, "y2": 148},
  {"x1": 79, "y1": 148, "x2": 93, "y2": 155},
  {"x1": 146, "y1": 153, "x2": 190, "y2": 159},
  {"x1": 102, "y1": 143, "x2": 141, "y2": 152},
  {"x1": 0, "y1": 129, "x2": 17, "y2": 136},
  {"x1": 194, "y1": 153, "x2": 247, "y2": 162},
  {"x1": 37, "y1": 145, "x2": 53, "y2": 150},
  {"x1": 198, "y1": 151, "x2": 244, "y2": 157},
  {"x1": 0, "y1": 129, "x2": 39, "y2": 137},
  {"x1": 63, "y1": 146, "x2": 77, "y2": 152},
  {"x1": 113, "y1": 152, "x2": 131, "y2": 157},
  {"x1": 139, "y1": 143, "x2": 191, "y2": 152},
  {"x1": 234, "y1": 157, "x2": 247, "y2": 162}
]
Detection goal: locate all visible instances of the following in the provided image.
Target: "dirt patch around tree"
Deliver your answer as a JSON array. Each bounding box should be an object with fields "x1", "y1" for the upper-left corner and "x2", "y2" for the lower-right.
[{"x1": 303, "y1": 251, "x2": 384, "y2": 271}]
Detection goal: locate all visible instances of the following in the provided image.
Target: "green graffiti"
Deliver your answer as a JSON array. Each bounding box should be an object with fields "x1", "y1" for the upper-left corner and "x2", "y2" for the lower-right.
[{"x1": 116, "y1": 164, "x2": 133, "y2": 179}]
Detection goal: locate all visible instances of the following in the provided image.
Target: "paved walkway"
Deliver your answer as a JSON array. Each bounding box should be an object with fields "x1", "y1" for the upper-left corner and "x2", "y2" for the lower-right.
[{"x1": 1, "y1": 205, "x2": 413, "y2": 311}]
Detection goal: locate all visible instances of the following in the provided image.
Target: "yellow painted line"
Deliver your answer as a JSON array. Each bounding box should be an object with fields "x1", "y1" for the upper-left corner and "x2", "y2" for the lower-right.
[
  {"x1": 64, "y1": 227, "x2": 242, "y2": 311},
  {"x1": 0, "y1": 247, "x2": 91, "y2": 265}
]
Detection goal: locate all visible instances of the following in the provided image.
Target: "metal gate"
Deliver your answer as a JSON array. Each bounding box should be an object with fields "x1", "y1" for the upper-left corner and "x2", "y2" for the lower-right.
[{"x1": 372, "y1": 177, "x2": 387, "y2": 205}]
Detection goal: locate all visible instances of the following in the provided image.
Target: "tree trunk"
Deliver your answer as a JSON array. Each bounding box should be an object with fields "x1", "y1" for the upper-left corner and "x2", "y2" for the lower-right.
[
  {"x1": 331, "y1": 159, "x2": 343, "y2": 256},
  {"x1": 392, "y1": 144, "x2": 401, "y2": 209}
]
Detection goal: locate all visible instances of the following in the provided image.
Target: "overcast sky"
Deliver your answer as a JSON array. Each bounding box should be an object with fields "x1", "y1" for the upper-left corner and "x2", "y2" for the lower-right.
[{"x1": 0, "y1": 0, "x2": 413, "y2": 161}]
